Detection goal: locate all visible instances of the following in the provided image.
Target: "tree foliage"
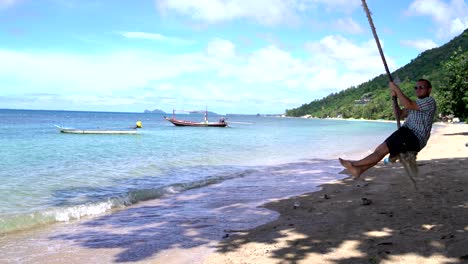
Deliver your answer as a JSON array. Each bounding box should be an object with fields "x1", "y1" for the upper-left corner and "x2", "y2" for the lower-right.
[
  {"x1": 436, "y1": 48, "x2": 468, "y2": 120},
  {"x1": 286, "y1": 29, "x2": 468, "y2": 121}
]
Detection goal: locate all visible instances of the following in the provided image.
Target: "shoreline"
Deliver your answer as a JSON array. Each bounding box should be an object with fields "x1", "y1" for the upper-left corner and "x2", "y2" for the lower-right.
[
  {"x1": 0, "y1": 122, "x2": 466, "y2": 263},
  {"x1": 0, "y1": 159, "x2": 345, "y2": 263},
  {"x1": 204, "y1": 123, "x2": 468, "y2": 264}
]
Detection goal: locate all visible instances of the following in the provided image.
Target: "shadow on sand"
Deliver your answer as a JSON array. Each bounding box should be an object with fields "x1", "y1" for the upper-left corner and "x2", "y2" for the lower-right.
[
  {"x1": 212, "y1": 157, "x2": 468, "y2": 264},
  {"x1": 443, "y1": 132, "x2": 468, "y2": 136}
]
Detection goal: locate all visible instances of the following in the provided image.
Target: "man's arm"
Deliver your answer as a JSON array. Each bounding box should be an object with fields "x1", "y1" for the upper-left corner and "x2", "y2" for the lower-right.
[
  {"x1": 390, "y1": 87, "x2": 408, "y2": 118},
  {"x1": 400, "y1": 108, "x2": 408, "y2": 118},
  {"x1": 389, "y1": 82, "x2": 419, "y2": 110}
]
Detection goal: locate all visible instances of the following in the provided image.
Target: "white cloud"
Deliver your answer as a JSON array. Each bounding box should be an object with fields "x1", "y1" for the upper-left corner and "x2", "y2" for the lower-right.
[
  {"x1": 120, "y1": 32, "x2": 194, "y2": 45},
  {"x1": 205, "y1": 35, "x2": 391, "y2": 93},
  {"x1": 0, "y1": 0, "x2": 19, "y2": 9},
  {"x1": 400, "y1": 39, "x2": 439, "y2": 51},
  {"x1": 0, "y1": 33, "x2": 393, "y2": 113},
  {"x1": 205, "y1": 38, "x2": 236, "y2": 58},
  {"x1": 156, "y1": 0, "x2": 361, "y2": 25},
  {"x1": 448, "y1": 16, "x2": 468, "y2": 36},
  {"x1": 408, "y1": 0, "x2": 449, "y2": 23},
  {"x1": 237, "y1": 45, "x2": 310, "y2": 83},
  {"x1": 0, "y1": 49, "x2": 208, "y2": 94},
  {"x1": 407, "y1": 0, "x2": 468, "y2": 39},
  {"x1": 333, "y1": 17, "x2": 364, "y2": 34},
  {"x1": 157, "y1": 0, "x2": 296, "y2": 25},
  {"x1": 306, "y1": 35, "x2": 394, "y2": 72}
]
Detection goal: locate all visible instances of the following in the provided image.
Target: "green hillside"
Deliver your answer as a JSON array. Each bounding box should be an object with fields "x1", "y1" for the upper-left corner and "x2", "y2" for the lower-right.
[{"x1": 286, "y1": 29, "x2": 468, "y2": 120}]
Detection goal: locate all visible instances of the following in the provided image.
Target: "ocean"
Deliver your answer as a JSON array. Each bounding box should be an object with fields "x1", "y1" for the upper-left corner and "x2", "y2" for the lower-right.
[{"x1": 0, "y1": 109, "x2": 395, "y2": 235}]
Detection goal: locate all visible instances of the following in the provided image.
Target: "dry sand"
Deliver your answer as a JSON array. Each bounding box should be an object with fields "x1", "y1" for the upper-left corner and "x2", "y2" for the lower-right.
[{"x1": 204, "y1": 123, "x2": 468, "y2": 264}]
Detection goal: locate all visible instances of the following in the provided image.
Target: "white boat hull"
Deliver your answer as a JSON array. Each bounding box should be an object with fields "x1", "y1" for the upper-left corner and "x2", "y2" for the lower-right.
[{"x1": 59, "y1": 128, "x2": 137, "y2": 134}]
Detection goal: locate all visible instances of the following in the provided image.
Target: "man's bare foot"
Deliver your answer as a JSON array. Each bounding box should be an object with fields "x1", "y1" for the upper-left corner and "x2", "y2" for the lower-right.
[{"x1": 339, "y1": 158, "x2": 361, "y2": 178}]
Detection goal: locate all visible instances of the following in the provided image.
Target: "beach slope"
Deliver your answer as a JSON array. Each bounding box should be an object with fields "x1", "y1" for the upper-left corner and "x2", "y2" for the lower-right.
[{"x1": 204, "y1": 123, "x2": 468, "y2": 264}]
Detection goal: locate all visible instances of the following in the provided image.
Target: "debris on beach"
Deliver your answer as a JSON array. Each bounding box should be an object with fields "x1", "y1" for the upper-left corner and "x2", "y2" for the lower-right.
[
  {"x1": 361, "y1": 197, "x2": 372, "y2": 205},
  {"x1": 293, "y1": 200, "x2": 300, "y2": 209}
]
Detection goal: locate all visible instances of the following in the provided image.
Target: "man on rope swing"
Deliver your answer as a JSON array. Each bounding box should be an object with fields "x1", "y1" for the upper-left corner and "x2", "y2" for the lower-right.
[{"x1": 339, "y1": 79, "x2": 436, "y2": 178}]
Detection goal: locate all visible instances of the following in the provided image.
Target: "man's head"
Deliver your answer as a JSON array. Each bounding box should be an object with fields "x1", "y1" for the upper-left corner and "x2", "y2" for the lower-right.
[{"x1": 415, "y1": 79, "x2": 432, "y2": 99}]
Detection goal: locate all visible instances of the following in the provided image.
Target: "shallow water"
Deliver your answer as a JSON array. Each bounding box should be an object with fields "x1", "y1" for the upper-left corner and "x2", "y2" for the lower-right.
[{"x1": 0, "y1": 109, "x2": 395, "y2": 234}]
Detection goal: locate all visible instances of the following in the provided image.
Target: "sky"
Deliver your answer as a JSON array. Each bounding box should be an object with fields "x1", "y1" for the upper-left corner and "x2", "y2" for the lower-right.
[{"x1": 0, "y1": 0, "x2": 467, "y2": 114}]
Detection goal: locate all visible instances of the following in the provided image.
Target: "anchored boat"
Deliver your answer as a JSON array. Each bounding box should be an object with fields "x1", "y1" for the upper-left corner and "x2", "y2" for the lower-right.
[
  {"x1": 58, "y1": 128, "x2": 138, "y2": 134},
  {"x1": 56, "y1": 121, "x2": 142, "y2": 134},
  {"x1": 164, "y1": 109, "x2": 227, "y2": 127}
]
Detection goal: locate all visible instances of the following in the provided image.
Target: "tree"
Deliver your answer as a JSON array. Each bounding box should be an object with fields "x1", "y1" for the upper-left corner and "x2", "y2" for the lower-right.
[{"x1": 438, "y1": 48, "x2": 468, "y2": 120}]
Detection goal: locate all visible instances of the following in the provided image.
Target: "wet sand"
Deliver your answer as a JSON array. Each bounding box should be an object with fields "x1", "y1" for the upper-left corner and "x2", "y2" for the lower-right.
[{"x1": 204, "y1": 123, "x2": 468, "y2": 264}]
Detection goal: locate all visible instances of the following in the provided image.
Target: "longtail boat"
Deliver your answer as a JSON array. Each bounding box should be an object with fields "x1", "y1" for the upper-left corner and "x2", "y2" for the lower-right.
[{"x1": 164, "y1": 109, "x2": 227, "y2": 127}]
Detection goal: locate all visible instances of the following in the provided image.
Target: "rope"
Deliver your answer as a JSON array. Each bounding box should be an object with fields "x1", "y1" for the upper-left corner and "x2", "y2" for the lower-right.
[{"x1": 361, "y1": 0, "x2": 401, "y2": 128}]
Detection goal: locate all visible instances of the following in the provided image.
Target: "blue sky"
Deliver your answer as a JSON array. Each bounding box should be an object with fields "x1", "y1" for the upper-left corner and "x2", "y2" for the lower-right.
[{"x1": 0, "y1": 0, "x2": 467, "y2": 114}]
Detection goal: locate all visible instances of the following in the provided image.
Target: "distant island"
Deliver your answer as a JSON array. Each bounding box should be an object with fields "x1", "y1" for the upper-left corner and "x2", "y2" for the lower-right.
[
  {"x1": 195, "y1": 111, "x2": 219, "y2": 116},
  {"x1": 144, "y1": 109, "x2": 166, "y2": 114}
]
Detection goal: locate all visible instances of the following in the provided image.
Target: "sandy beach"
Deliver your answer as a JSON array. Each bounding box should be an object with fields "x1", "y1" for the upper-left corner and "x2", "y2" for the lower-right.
[{"x1": 204, "y1": 123, "x2": 468, "y2": 264}]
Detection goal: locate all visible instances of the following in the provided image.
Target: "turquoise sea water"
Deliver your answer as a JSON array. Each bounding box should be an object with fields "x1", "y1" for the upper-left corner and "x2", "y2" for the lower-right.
[{"x1": 0, "y1": 109, "x2": 395, "y2": 234}]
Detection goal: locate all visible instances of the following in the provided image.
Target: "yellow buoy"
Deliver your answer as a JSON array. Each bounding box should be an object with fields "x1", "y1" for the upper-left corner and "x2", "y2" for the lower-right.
[{"x1": 136, "y1": 120, "x2": 142, "y2": 128}]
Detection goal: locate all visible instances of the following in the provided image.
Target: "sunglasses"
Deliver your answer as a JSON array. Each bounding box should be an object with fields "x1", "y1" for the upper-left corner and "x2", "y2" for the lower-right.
[{"x1": 414, "y1": 86, "x2": 427, "y2": 90}]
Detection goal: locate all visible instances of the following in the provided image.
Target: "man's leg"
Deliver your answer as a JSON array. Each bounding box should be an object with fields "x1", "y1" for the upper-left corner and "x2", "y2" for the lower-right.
[
  {"x1": 339, "y1": 142, "x2": 390, "y2": 178},
  {"x1": 352, "y1": 142, "x2": 390, "y2": 167}
]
